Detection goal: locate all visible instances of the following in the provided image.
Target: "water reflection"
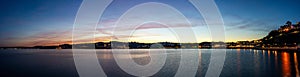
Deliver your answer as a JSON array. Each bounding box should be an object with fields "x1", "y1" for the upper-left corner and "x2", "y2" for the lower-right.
[
  {"x1": 0, "y1": 49, "x2": 300, "y2": 77},
  {"x1": 130, "y1": 50, "x2": 151, "y2": 65},
  {"x1": 274, "y1": 51, "x2": 278, "y2": 74},
  {"x1": 237, "y1": 49, "x2": 241, "y2": 77},
  {"x1": 267, "y1": 50, "x2": 272, "y2": 76},
  {"x1": 253, "y1": 49, "x2": 260, "y2": 76},
  {"x1": 294, "y1": 52, "x2": 300, "y2": 77},
  {"x1": 198, "y1": 50, "x2": 202, "y2": 75},
  {"x1": 282, "y1": 52, "x2": 291, "y2": 77},
  {"x1": 98, "y1": 50, "x2": 113, "y2": 59}
]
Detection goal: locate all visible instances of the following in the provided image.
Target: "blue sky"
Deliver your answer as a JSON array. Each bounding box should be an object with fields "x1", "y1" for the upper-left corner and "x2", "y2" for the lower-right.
[{"x1": 0, "y1": 0, "x2": 299, "y2": 46}]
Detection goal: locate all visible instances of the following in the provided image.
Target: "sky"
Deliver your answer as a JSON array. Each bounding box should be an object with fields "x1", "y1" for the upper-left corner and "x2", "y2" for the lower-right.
[{"x1": 0, "y1": 0, "x2": 300, "y2": 47}]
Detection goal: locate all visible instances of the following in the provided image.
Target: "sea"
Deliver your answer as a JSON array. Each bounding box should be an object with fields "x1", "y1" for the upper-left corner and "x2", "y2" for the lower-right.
[{"x1": 0, "y1": 49, "x2": 299, "y2": 77}]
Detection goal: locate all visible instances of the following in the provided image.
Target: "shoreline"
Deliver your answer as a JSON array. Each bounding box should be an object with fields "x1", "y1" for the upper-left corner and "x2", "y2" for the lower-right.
[{"x1": 0, "y1": 47, "x2": 299, "y2": 52}]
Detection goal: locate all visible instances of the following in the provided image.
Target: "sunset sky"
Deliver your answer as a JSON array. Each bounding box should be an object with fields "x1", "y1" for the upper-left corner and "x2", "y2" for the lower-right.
[{"x1": 0, "y1": 0, "x2": 300, "y2": 47}]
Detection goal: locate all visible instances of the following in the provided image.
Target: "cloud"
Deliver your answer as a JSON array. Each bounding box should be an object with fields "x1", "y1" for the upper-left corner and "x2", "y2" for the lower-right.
[
  {"x1": 5, "y1": 28, "x2": 147, "y2": 46},
  {"x1": 224, "y1": 14, "x2": 271, "y2": 32},
  {"x1": 3, "y1": 14, "x2": 276, "y2": 47}
]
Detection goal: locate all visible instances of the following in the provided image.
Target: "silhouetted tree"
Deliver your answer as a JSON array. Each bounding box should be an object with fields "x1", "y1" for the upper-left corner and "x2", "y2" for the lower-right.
[{"x1": 286, "y1": 21, "x2": 292, "y2": 26}]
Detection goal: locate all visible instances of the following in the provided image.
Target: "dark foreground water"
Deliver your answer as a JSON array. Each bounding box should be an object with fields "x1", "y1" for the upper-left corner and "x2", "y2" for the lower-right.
[{"x1": 0, "y1": 49, "x2": 299, "y2": 77}]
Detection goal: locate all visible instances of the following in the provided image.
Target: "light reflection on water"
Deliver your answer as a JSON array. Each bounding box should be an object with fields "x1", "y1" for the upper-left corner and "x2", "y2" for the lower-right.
[
  {"x1": 0, "y1": 49, "x2": 299, "y2": 77},
  {"x1": 294, "y1": 52, "x2": 300, "y2": 77},
  {"x1": 282, "y1": 52, "x2": 291, "y2": 77}
]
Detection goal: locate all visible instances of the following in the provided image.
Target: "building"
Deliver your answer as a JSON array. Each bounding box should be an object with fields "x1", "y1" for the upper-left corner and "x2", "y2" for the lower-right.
[{"x1": 95, "y1": 42, "x2": 111, "y2": 49}]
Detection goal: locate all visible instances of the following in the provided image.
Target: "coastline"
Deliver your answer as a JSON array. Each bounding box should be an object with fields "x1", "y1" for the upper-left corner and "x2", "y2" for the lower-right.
[{"x1": 0, "y1": 47, "x2": 299, "y2": 52}]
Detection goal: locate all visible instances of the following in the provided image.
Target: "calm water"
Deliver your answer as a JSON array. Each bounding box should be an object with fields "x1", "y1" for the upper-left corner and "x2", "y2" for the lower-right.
[{"x1": 0, "y1": 49, "x2": 299, "y2": 77}]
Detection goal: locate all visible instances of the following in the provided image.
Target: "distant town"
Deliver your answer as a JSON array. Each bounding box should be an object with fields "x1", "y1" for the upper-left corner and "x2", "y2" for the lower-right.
[{"x1": 1, "y1": 21, "x2": 300, "y2": 51}]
